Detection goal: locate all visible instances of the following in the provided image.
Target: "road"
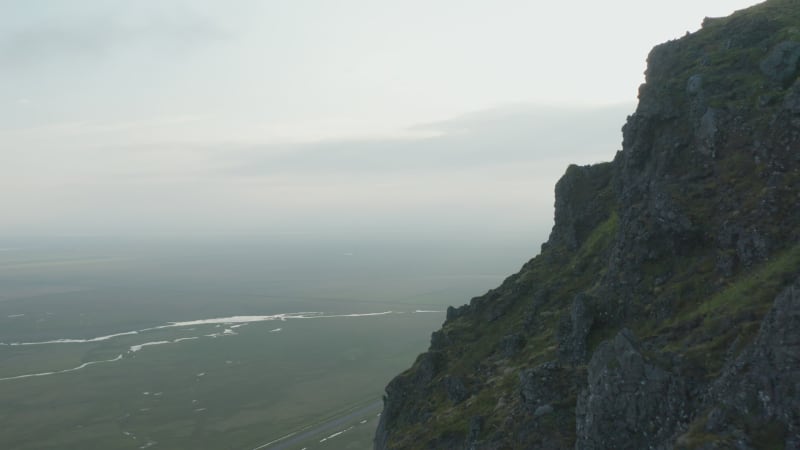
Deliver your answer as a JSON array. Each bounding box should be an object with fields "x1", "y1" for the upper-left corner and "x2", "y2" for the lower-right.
[{"x1": 251, "y1": 399, "x2": 383, "y2": 450}]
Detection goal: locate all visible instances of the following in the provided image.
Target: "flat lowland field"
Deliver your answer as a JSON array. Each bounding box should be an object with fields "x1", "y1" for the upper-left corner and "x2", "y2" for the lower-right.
[{"x1": 0, "y1": 236, "x2": 530, "y2": 449}]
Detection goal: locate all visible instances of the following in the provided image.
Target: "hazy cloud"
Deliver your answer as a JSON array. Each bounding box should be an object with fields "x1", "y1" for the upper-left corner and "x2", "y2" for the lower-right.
[
  {"x1": 226, "y1": 104, "x2": 632, "y2": 177},
  {"x1": 0, "y1": 103, "x2": 631, "y2": 238},
  {"x1": 2, "y1": 0, "x2": 756, "y2": 238},
  {"x1": 0, "y1": 7, "x2": 229, "y2": 68}
]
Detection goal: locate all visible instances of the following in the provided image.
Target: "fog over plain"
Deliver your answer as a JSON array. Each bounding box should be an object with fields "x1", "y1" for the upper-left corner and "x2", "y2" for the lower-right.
[{"x1": 1, "y1": 0, "x2": 761, "y2": 242}]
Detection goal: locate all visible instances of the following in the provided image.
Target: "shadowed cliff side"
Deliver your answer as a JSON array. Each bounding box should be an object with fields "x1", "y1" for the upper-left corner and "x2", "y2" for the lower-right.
[{"x1": 376, "y1": 1, "x2": 800, "y2": 448}]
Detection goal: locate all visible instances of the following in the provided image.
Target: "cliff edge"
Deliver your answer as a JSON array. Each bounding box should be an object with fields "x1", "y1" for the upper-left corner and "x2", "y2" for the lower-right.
[{"x1": 376, "y1": 1, "x2": 800, "y2": 448}]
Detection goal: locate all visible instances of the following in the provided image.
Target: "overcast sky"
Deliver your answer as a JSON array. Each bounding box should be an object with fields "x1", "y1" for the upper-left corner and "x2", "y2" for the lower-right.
[{"x1": 0, "y1": 0, "x2": 761, "y2": 242}]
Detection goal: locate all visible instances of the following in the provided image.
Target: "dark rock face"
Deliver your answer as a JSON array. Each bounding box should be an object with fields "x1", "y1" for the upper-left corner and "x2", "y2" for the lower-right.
[
  {"x1": 498, "y1": 333, "x2": 525, "y2": 358},
  {"x1": 576, "y1": 330, "x2": 689, "y2": 450},
  {"x1": 761, "y1": 41, "x2": 800, "y2": 86},
  {"x1": 443, "y1": 375, "x2": 470, "y2": 405},
  {"x1": 518, "y1": 361, "x2": 564, "y2": 413},
  {"x1": 701, "y1": 277, "x2": 800, "y2": 449},
  {"x1": 376, "y1": 2, "x2": 800, "y2": 448},
  {"x1": 375, "y1": 352, "x2": 442, "y2": 449},
  {"x1": 557, "y1": 293, "x2": 595, "y2": 364},
  {"x1": 464, "y1": 416, "x2": 484, "y2": 450},
  {"x1": 548, "y1": 163, "x2": 615, "y2": 253}
]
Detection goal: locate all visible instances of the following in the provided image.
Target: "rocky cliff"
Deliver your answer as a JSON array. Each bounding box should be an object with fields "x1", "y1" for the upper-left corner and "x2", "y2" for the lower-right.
[{"x1": 375, "y1": 1, "x2": 800, "y2": 448}]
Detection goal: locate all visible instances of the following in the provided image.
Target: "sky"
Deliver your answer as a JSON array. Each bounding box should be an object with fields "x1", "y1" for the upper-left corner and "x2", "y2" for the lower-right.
[{"x1": 0, "y1": 0, "x2": 762, "y2": 243}]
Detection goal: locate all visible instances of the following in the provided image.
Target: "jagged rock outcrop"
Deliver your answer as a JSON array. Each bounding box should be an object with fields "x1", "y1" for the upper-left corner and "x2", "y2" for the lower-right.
[
  {"x1": 548, "y1": 163, "x2": 615, "y2": 253},
  {"x1": 376, "y1": 1, "x2": 800, "y2": 448},
  {"x1": 694, "y1": 276, "x2": 800, "y2": 449},
  {"x1": 576, "y1": 329, "x2": 689, "y2": 450}
]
